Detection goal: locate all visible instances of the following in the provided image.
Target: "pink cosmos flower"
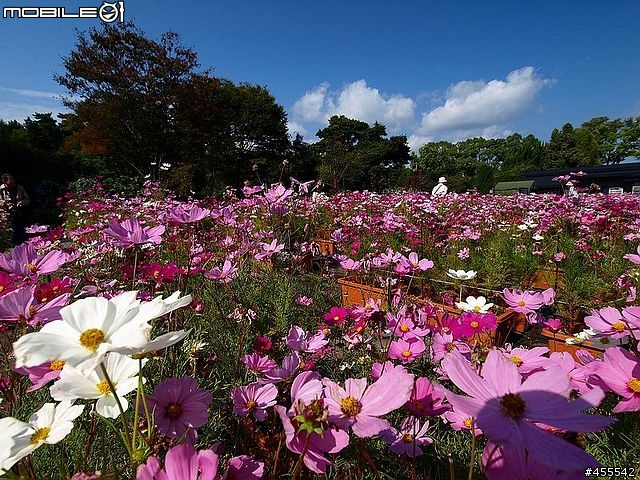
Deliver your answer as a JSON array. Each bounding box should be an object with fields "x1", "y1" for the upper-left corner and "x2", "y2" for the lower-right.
[
  {"x1": 145, "y1": 377, "x2": 212, "y2": 442},
  {"x1": 430, "y1": 331, "x2": 471, "y2": 362},
  {"x1": 502, "y1": 346, "x2": 552, "y2": 376},
  {"x1": 457, "y1": 247, "x2": 470, "y2": 259},
  {"x1": 623, "y1": 245, "x2": 640, "y2": 264},
  {"x1": 261, "y1": 352, "x2": 301, "y2": 383},
  {"x1": 223, "y1": 455, "x2": 265, "y2": 480},
  {"x1": 168, "y1": 204, "x2": 210, "y2": 223},
  {"x1": 592, "y1": 347, "x2": 640, "y2": 413},
  {"x1": 0, "y1": 243, "x2": 68, "y2": 276},
  {"x1": 276, "y1": 371, "x2": 350, "y2": 474},
  {"x1": 323, "y1": 366, "x2": 414, "y2": 438},
  {"x1": 388, "y1": 337, "x2": 426, "y2": 364},
  {"x1": 104, "y1": 218, "x2": 165, "y2": 248},
  {"x1": 136, "y1": 443, "x2": 227, "y2": 480},
  {"x1": 482, "y1": 443, "x2": 582, "y2": 480},
  {"x1": 295, "y1": 296, "x2": 314, "y2": 306},
  {"x1": 0, "y1": 285, "x2": 69, "y2": 326},
  {"x1": 204, "y1": 260, "x2": 238, "y2": 284},
  {"x1": 264, "y1": 183, "x2": 293, "y2": 203},
  {"x1": 585, "y1": 306, "x2": 632, "y2": 339},
  {"x1": 404, "y1": 377, "x2": 449, "y2": 417},
  {"x1": 442, "y1": 406, "x2": 482, "y2": 436},
  {"x1": 502, "y1": 289, "x2": 544, "y2": 314},
  {"x1": 285, "y1": 325, "x2": 328, "y2": 353},
  {"x1": 232, "y1": 382, "x2": 278, "y2": 421},
  {"x1": 14, "y1": 359, "x2": 66, "y2": 392},
  {"x1": 242, "y1": 353, "x2": 277, "y2": 374},
  {"x1": 442, "y1": 350, "x2": 613, "y2": 470},
  {"x1": 381, "y1": 416, "x2": 433, "y2": 457},
  {"x1": 254, "y1": 239, "x2": 284, "y2": 261}
]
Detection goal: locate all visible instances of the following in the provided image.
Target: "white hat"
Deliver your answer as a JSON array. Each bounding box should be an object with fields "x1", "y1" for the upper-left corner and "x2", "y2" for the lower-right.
[{"x1": 438, "y1": 177, "x2": 447, "y2": 183}]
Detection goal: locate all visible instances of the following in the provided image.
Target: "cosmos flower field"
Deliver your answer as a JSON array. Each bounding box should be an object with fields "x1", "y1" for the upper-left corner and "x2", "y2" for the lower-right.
[{"x1": 0, "y1": 180, "x2": 639, "y2": 479}]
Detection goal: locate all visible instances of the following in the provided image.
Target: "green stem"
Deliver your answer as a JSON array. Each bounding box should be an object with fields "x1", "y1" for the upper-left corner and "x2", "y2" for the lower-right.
[
  {"x1": 131, "y1": 248, "x2": 139, "y2": 291},
  {"x1": 99, "y1": 363, "x2": 133, "y2": 458},
  {"x1": 467, "y1": 422, "x2": 477, "y2": 480}
]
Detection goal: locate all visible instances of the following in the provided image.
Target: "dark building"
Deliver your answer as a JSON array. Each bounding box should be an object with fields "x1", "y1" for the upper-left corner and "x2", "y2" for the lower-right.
[{"x1": 521, "y1": 163, "x2": 640, "y2": 194}]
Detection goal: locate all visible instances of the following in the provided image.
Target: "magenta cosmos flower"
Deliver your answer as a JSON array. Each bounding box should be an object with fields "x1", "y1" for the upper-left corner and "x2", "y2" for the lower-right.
[
  {"x1": 137, "y1": 443, "x2": 219, "y2": 480},
  {"x1": 323, "y1": 365, "x2": 414, "y2": 438},
  {"x1": 232, "y1": 382, "x2": 278, "y2": 421},
  {"x1": 145, "y1": 377, "x2": 212, "y2": 442},
  {"x1": 593, "y1": 346, "x2": 640, "y2": 413},
  {"x1": 585, "y1": 306, "x2": 637, "y2": 339},
  {"x1": 442, "y1": 350, "x2": 613, "y2": 470},
  {"x1": 104, "y1": 218, "x2": 165, "y2": 248},
  {"x1": 168, "y1": 204, "x2": 210, "y2": 224}
]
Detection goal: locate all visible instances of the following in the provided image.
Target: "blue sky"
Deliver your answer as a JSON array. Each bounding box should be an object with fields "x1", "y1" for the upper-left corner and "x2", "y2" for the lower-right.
[{"x1": 1, "y1": 0, "x2": 639, "y2": 150}]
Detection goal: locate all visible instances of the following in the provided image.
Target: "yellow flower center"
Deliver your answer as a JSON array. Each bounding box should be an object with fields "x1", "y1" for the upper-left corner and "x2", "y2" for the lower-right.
[
  {"x1": 96, "y1": 379, "x2": 113, "y2": 395},
  {"x1": 463, "y1": 418, "x2": 473, "y2": 428},
  {"x1": 612, "y1": 322, "x2": 626, "y2": 332},
  {"x1": 80, "y1": 328, "x2": 106, "y2": 351},
  {"x1": 401, "y1": 350, "x2": 412, "y2": 358},
  {"x1": 517, "y1": 300, "x2": 526, "y2": 307},
  {"x1": 49, "y1": 360, "x2": 65, "y2": 371},
  {"x1": 401, "y1": 433, "x2": 414, "y2": 443},
  {"x1": 30, "y1": 427, "x2": 51, "y2": 444},
  {"x1": 470, "y1": 321, "x2": 479, "y2": 328},
  {"x1": 446, "y1": 343, "x2": 456, "y2": 352},
  {"x1": 246, "y1": 400, "x2": 258, "y2": 410},
  {"x1": 628, "y1": 378, "x2": 640, "y2": 393},
  {"x1": 333, "y1": 315, "x2": 340, "y2": 322},
  {"x1": 153, "y1": 270, "x2": 160, "y2": 278},
  {"x1": 510, "y1": 356, "x2": 523, "y2": 367},
  {"x1": 28, "y1": 306, "x2": 37, "y2": 317},
  {"x1": 400, "y1": 324, "x2": 410, "y2": 333},
  {"x1": 27, "y1": 263, "x2": 38, "y2": 273},
  {"x1": 500, "y1": 393, "x2": 526, "y2": 420},
  {"x1": 0, "y1": 285, "x2": 4, "y2": 292},
  {"x1": 340, "y1": 396, "x2": 362, "y2": 417},
  {"x1": 473, "y1": 306, "x2": 482, "y2": 312}
]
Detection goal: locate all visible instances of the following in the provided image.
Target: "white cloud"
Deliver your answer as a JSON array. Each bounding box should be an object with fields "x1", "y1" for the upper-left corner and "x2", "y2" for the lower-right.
[
  {"x1": 286, "y1": 120, "x2": 308, "y2": 138},
  {"x1": 0, "y1": 87, "x2": 62, "y2": 100},
  {"x1": 289, "y1": 68, "x2": 553, "y2": 150},
  {"x1": 291, "y1": 80, "x2": 416, "y2": 133},
  {"x1": 0, "y1": 101, "x2": 67, "y2": 122},
  {"x1": 417, "y1": 67, "x2": 553, "y2": 137}
]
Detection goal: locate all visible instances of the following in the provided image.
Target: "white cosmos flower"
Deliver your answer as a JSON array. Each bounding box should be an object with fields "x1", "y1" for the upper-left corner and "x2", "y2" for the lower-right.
[
  {"x1": 13, "y1": 291, "x2": 191, "y2": 373},
  {"x1": 50, "y1": 353, "x2": 143, "y2": 419},
  {"x1": 455, "y1": 296, "x2": 493, "y2": 313},
  {"x1": 0, "y1": 401, "x2": 84, "y2": 474},
  {"x1": 446, "y1": 269, "x2": 477, "y2": 280}
]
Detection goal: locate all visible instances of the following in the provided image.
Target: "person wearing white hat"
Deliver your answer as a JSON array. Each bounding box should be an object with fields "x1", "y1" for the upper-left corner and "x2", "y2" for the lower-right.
[{"x1": 431, "y1": 176, "x2": 448, "y2": 196}]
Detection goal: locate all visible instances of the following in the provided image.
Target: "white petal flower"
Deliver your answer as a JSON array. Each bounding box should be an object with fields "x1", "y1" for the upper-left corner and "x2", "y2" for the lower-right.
[
  {"x1": 50, "y1": 353, "x2": 143, "y2": 419},
  {"x1": 455, "y1": 296, "x2": 493, "y2": 313},
  {"x1": 0, "y1": 401, "x2": 84, "y2": 473},
  {"x1": 446, "y1": 269, "x2": 477, "y2": 280},
  {"x1": 13, "y1": 291, "x2": 191, "y2": 373}
]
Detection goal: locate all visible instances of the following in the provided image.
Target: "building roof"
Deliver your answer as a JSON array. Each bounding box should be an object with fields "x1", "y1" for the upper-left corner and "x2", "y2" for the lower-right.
[{"x1": 494, "y1": 180, "x2": 535, "y2": 194}]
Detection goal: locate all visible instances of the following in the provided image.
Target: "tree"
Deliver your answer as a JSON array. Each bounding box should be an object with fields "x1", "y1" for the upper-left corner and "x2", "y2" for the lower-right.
[
  {"x1": 313, "y1": 116, "x2": 411, "y2": 191},
  {"x1": 543, "y1": 123, "x2": 579, "y2": 168},
  {"x1": 56, "y1": 22, "x2": 201, "y2": 178}
]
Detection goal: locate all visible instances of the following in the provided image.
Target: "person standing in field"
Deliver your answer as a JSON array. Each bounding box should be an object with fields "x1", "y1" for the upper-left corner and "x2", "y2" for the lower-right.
[
  {"x1": 1, "y1": 174, "x2": 30, "y2": 246},
  {"x1": 431, "y1": 176, "x2": 448, "y2": 196}
]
